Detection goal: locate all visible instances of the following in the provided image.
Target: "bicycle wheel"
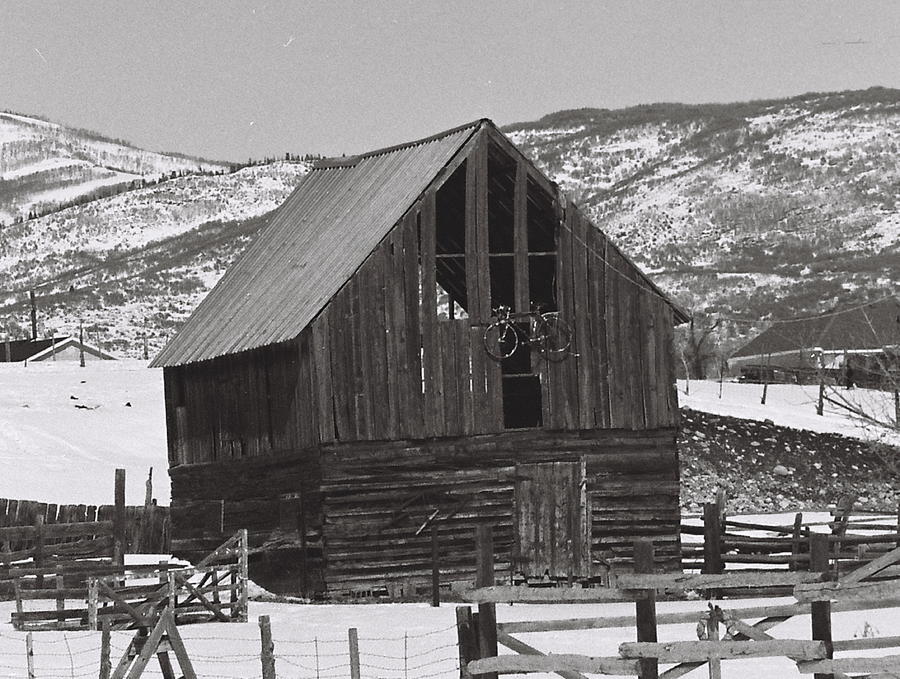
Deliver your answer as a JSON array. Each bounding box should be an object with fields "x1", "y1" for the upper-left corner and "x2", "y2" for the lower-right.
[
  {"x1": 536, "y1": 313, "x2": 572, "y2": 361},
  {"x1": 483, "y1": 321, "x2": 519, "y2": 361}
]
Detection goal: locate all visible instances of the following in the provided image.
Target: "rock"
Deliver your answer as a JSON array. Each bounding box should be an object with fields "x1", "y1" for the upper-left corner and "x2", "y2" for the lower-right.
[{"x1": 773, "y1": 465, "x2": 791, "y2": 476}]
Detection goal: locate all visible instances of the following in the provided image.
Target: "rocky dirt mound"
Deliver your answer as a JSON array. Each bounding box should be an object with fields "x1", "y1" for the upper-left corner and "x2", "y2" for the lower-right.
[{"x1": 678, "y1": 408, "x2": 899, "y2": 514}]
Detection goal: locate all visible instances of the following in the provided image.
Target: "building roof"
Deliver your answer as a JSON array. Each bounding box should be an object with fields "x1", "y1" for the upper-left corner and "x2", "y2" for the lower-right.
[
  {"x1": 732, "y1": 296, "x2": 900, "y2": 359},
  {"x1": 0, "y1": 336, "x2": 116, "y2": 362},
  {"x1": 152, "y1": 120, "x2": 482, "y2": 367},
  {"x1": 152, "y1": 119, "x2": 686, "y2": 368}
]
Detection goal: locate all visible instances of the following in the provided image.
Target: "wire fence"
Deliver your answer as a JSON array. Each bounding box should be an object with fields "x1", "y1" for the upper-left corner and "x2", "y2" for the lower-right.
[{"x1": 0, "y1": 617, "x2": 461, "y2": 679}]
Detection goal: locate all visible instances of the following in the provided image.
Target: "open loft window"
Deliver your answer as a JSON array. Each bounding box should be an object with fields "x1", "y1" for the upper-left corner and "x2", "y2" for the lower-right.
[
  {"x1": 488, "y1": 141, "x2": 517, "y2": 311},
  {"x1": 435, "y1": 161, "x2": 468, "y2": 315},
  {"x1": 526, "y1": 176, "x2": 557, "y2": 312}
]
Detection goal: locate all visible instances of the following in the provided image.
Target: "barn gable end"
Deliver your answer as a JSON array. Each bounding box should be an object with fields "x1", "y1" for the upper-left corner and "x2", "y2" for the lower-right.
[{"x1": 156, "y1": 120, "x2": 685, "y2": 596}]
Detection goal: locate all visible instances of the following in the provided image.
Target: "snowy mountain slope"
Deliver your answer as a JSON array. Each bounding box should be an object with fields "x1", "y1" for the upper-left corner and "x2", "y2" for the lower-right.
[
  {"x1": 0, "y1": 161, "x2": 309, "y2": 354},
  {"x1": 0, "y1": 111, "x2": 231, "y2": 225},
  {"x1": 505, "y1": 88, "x2": 900, "y2": 347},
  {"x1": 4, "y1": 88, "x2": 900, "y2": 357}
]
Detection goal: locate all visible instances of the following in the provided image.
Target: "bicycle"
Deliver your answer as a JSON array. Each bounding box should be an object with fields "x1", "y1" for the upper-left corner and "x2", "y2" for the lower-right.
[{"x1": 482, "y1": 305, "x2": 574, "y2": 362}]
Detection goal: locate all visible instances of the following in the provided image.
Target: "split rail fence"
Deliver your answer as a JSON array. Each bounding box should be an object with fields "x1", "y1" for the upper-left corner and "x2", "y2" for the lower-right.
[
  {"x1": 459, "y1": 525, "x2": 900, "y2": 679},
  {"x1": 682, "y1": 498, "x2": 900, "y2": 587}
]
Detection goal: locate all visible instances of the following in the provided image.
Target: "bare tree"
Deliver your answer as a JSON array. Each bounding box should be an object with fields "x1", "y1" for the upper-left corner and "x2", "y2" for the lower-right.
[{"x1": 678, "y1": 313, "x2": 722, "y2": 380}]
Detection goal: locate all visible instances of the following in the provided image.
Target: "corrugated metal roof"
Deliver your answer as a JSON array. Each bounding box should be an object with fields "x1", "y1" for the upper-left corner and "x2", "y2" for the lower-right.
[
  {"x1": 732, "y1": 296, "x2": 900, "y2": 359},
  {"x1": 151, "y1": 120, "x2": 481, "y2": 367}
]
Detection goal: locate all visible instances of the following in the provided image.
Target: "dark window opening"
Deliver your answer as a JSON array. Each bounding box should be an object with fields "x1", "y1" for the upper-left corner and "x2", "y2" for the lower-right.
[
  {"x1": 503, "y1": 375, "x2": 543, "y2": 429},
  {"x1": 528, "y1": 255, "x2": 557, "y2": 312},
  {"x1": 488, "y1": 255, "x2": 515, "y2": 311},
  {"x1": 488, "y1": 142, "x2": 516, "y2": 254},
  {"x1": 501, "y1": 325, "x2": 532, "y2": 375},
  {"x1": 436, "y1": 162, "x2": 466, "y2": 256},
  {"x1": 435, "y1": 161, "x2": 469, "y2": 314},
  {"x1": 527, "y1": 177, "x2": 556, "y2": 253}
]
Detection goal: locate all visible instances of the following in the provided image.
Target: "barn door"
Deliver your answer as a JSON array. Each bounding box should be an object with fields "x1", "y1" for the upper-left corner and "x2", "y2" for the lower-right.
[{"x1": 514, "y1": 461, "x2": 590, "y2": 580}]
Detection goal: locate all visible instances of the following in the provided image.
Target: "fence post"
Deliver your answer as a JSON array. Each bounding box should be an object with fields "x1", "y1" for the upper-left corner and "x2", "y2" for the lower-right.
[
  {"x1": 706, "y1": 605, "x2": 722, "y2": 679},
  {"x1": 55, "y1": 574, "x2": 64, "y2": 630},
  {"x1": 431, "y1": 523, "x2": 441, "y2": 607},
  {"x1": 702, "y1": 503, "x2": 723, "y2": 576},
  {"x1": 790, "y1": 513, "x2": 803, "y2": 571},
  {"x1": 259, "y1": 615, "x2": 276, "y2": 679},
  {"x1": 456, "y1": 606, "x2": 478, "y2": 679},
  {"x1": 25, "y1": 632, "x2": 34, "y2": 679},
  {"x1": 475, "y1": 524, "x2": 498, "y2": 679},
  {"x1": 634, "y1": 540, "x2": 658, "y2": 679},
  {"x1": 100, "y1": 619, "x2": 112, "y2": 679},
  {"x1": 113, "y1": 468, "x2": 126, "y2": 567},
  {"x1": 34, "y1": 514, "x2": 44, "y2": 588},
  {"x1": 239, "y1": 528, "x2": 249, "y2": 622},
  {"x1": 810, "y1": 533, "x2": 833, "y2": 679},
  {"x1": 349, "y1": 627, "x2": 361, "y2": 679},
  {"x1": 88, "y1": 577, "x2": 99, "y2": 630}
]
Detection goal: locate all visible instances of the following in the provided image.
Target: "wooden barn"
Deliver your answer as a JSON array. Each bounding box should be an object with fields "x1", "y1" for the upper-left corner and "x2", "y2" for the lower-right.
[{"x1": 151, "y1": 119, "x2": 688, "y2": 597}]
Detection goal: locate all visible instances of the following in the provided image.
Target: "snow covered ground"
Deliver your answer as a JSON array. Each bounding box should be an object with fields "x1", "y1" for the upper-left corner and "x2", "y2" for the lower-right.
[
  {"x1": 0, "y1": 359, "x2": 167, "y2": 505},
  {"x1": 679, "y1": 379, "x2": 900, "y2": 447},
  {"x1": 1, "y1": 361, "x2": 896, "y2": 507}
]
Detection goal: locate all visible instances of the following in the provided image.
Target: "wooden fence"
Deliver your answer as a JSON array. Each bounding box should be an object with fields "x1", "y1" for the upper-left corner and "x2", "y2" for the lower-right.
[{"x1": 459, "y1": 525, "x2": 900, "y2": 679}]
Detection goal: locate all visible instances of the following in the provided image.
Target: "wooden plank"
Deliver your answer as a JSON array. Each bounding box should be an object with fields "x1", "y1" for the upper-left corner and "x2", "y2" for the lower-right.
[
  {"x1": 459, "y1": 320, "x2": 475, "y2": 435},
  {"x1": 840, "y1": 544, "x2": 900, "y2": 584},
  {"x1": 798, "y1": 656, "x2": 900, "y2": 674},
  {"x1": 474, "y1": 132, "x2": 491, "y2": 322},
  {"x1": 463, "y1": 585, "x2": 638, "y2": 604},
  {"x1": 387, "y1": 228, "x2": 410, "y2": 439},
  {"x1": 513, "y1": 161, "x2": 529, "y2": 313},
  {"x1": 311, "y1": 316, "x2": 336, "y2": 443},
  {"x1": 796, "y1": 578, "x2": 900, "y2": 602},
  {"x1": 475, "y1": 524, "x2": 498, "y2": 679},
  {"x1": 381, "y1": 232, "x2": 402, "y2": 441},
  {"x1": 604, "y1": 246, "x2": 622, "y2": 427},
  {"x1": 421, "y1": 191, "x2": 441, "y2": 437},
  {"x1": 441, "y1": 322, "x2": 460, "y2": 436},
  {"x1": 634, "y1": 540, "x2": 658, "y2": 679},
  {"x1": 369, "y1": 249, "x2": 390, "y2": 441},
  {"x1": 586, "y1": 225, "x2": 609, "y2": 427},
  {"x1": 571, "y1": 207, "x2": 593, "y2": 429},
  {"x1": 619, "y1": 640, "x2": 827, "y2": 662},
  {"x1": 468, "y1": 654, "x2": 639, "y2": 677},
  {"x1": 470, "y1": 325, "x2": 489, "y2": 433},
  {"x1": 617, "y1": 571, "x2": 824, "y2": 591},
  {"x1": 465, "y1": 139, "x2": 481, "y2": 324},
  {"x1": 497, "y1": 631, "x2": 590, "y2": 679},
  {"x1": 402, "y1": 211, "x2": 426, "y2": 439},
  {"x1": 327, "y1": 294, "x2": 351, "y2": 440}
]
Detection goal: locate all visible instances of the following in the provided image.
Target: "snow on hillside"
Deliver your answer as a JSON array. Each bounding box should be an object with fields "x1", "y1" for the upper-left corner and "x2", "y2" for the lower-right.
[
  {"x1": 679, "y1": 379, "x2": 900, "y2": 447},
  {"x1": 0, "y1": 111, "x2": 231, "y2": 223},
  {"x1": 0, "y1": 360, "x2": 167, "y2": 505}
]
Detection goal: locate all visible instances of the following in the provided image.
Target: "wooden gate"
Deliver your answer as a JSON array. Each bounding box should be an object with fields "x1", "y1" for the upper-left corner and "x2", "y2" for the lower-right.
[{"x1": 514, "y1": 461, "x2": 590, "y2": 580}]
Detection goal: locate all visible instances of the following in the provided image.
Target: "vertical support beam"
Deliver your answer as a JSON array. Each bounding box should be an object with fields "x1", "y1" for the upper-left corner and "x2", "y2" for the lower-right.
[
  {"x1": 810, "y1": 533, "x2": 833, "y2": 679},
  {"x1": 431, "y1": 523, "x2": 440, "y2": 607},
  {"x1": 33, "y1": 514, "x2": 44, "y2": 588},
  {"x1": 239, "y1": 528, "x2": 249, "y2": 622},
  {"x1": 475, "y1": 524, "x2": 498, "y2": 679},
  {"x1": 113, "y1": 468, "x2": 126, "y2": 567},
  {"x1": 88, "y1": 578, "x2": 99, "y2": 630},
  {"x1": 349, "y1": 627, "x2": 361, "y2": 679},
  {"x1": 456, "y1": 606, "x2": 478, "y2": 679},
  {"x1": 634, "y1": 540, "x2": 658, "y2": 679},
  {"x1": 513, "y1": 161, "x2": 529, "y2": 313},
  {"x1": 702, "y1": 502, "x2": 723, "y2": 576},
  {"x1": 25, "y1": 632, "x2": 35, "y2": 679},
  {"x1": 465, "y1": 139, "x2": 481, "y2": 323},
  {"x1": 791, "y1": 513, "x2": 804, "y2": 571},
  {"x1": 474, "y1": 134, "x2": 490, "y2": 321},
  {"x1": 259, "y1": 615, "x2": 276, "y2": 679},
  {"x1": 706, "y1": 607, "x2": 722, "y2": 679},
  {"x1": 100, "y1": 619, "x2": 112, "y2": 679},
  {"x1": 55, "y1": 574, "x2": 65, "y2": 630},
  {"x1": 421, "y1": 190, "x2": 441, "y2": 437}
]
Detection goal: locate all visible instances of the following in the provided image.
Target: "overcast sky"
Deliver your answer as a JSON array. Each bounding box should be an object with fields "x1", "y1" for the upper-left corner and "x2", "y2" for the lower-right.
[{"x1": 3, "y1": 1, "x2": 900, "y2": 162}]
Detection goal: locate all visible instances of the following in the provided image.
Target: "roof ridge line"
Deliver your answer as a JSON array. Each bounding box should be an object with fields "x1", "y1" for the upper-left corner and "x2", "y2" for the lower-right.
[{"x1": 314, "y1": 118, "x2": 489, "y2": 169}]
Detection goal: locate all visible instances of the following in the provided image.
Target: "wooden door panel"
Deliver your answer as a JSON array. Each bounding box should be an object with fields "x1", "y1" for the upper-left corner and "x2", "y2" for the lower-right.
[{"x1": 514, "y1": 461, "x2": 590, "y2": 579}]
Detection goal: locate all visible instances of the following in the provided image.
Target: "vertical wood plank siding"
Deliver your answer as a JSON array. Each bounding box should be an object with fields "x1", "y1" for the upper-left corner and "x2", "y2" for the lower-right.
[{"x1": 162, "y1": 126, "x2": 684, "y2": 594}]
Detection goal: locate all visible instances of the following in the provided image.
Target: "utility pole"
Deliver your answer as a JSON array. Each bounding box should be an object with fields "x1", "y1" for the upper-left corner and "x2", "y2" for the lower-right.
[
  {"x1": 79, "y1": 321, "x2": 85, "y2": 368},
  {"x1": 29, "y1": 290, "x2": 37, "y2": 341}
]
